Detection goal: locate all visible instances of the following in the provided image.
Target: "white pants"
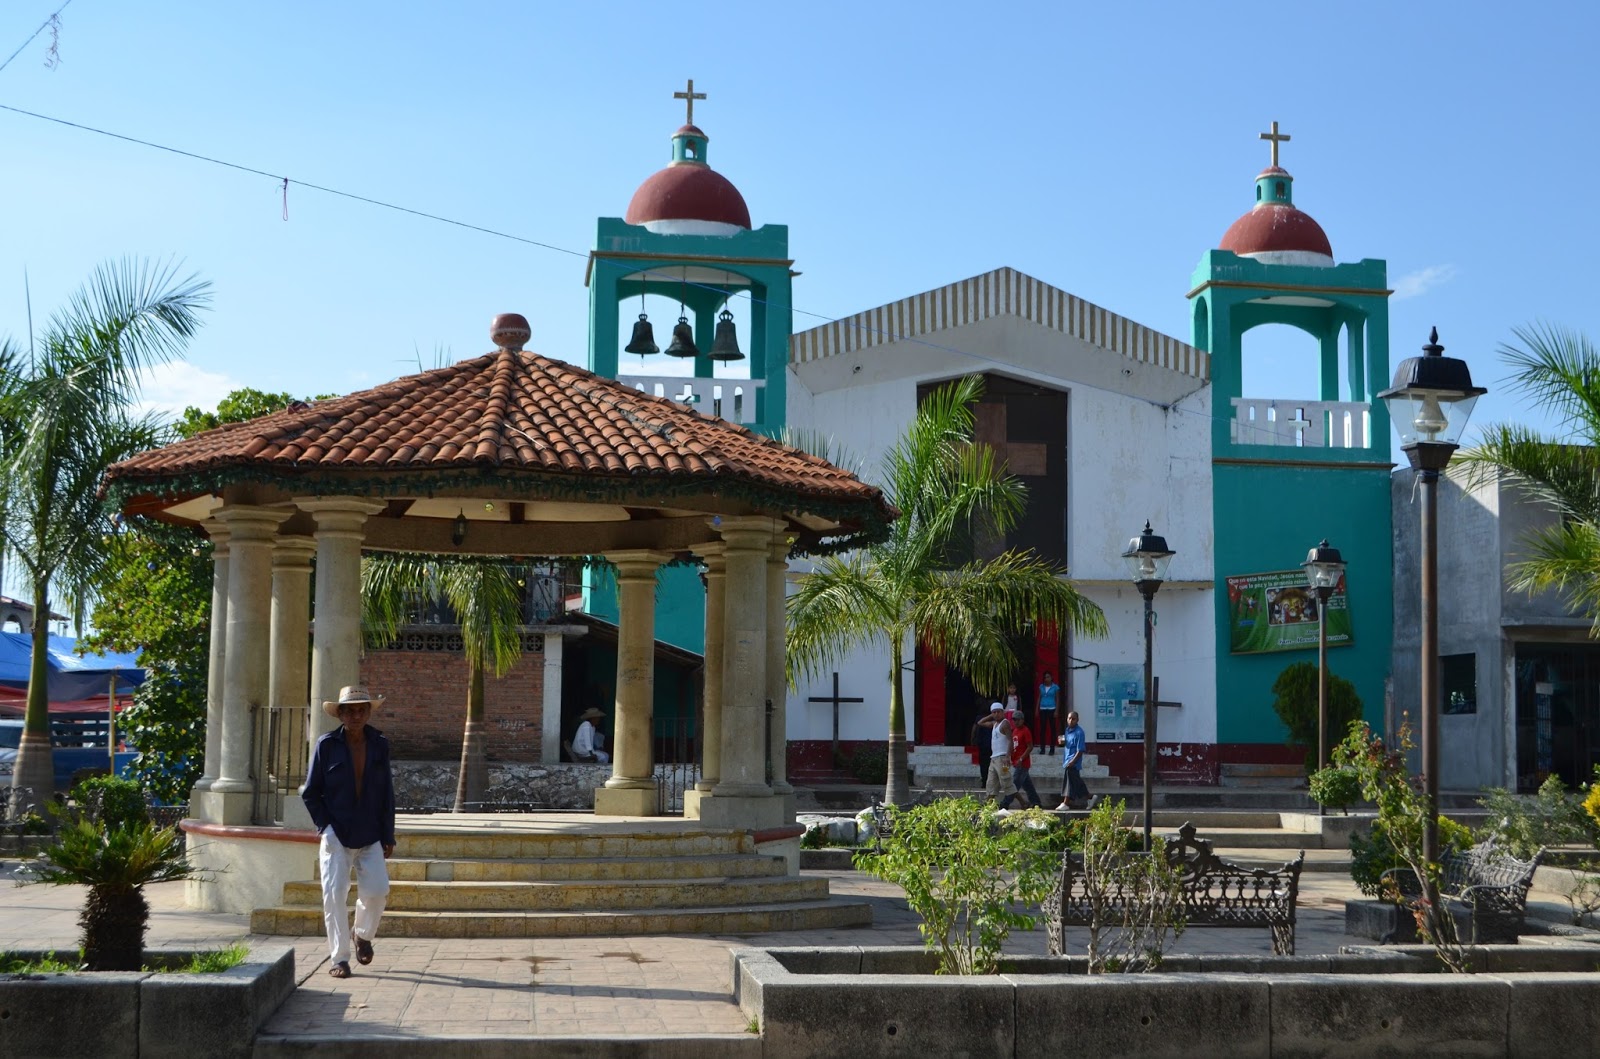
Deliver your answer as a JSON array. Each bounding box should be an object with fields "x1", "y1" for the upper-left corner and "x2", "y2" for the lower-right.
[{"x1": 318, "y1": 831, "x2": 389, "y2": 965}]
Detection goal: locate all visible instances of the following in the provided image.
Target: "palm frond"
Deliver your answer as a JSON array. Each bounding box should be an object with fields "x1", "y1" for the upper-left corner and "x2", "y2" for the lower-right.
[
  {"x1": 1454, "y1": 425, "x2": 1600, "y2": 523},
  {"x1": 1504, "y1": 520, "x2": 1600, "y2": 630},
  {"x1": 786, "y1": 553, "x2": 899, "y2": 684},
  {"x1": 1496, "y1": 323, "x2": 1600, "y2": 438}
]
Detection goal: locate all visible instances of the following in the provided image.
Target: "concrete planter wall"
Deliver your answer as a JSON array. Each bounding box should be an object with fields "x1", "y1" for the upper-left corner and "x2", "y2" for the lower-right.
[
  {"x1": 1279, "y1": 810, "x2": 1374, "y2": 849},
  {"x1": 735, "y1": 945, "x2": 1600, "y2": 1059},
  {"x1": 0, "y1": 943, "x2": 295, "y2": 1059}
]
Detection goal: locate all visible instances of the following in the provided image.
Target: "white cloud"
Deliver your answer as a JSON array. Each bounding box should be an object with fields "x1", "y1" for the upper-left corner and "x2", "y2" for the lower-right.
[
  {"x1": 1392, "y1": 264, "x2": 1459, "y2": 301},
  {"x1": 136, "y1": 361, "x2": 243, "y2": 422}
]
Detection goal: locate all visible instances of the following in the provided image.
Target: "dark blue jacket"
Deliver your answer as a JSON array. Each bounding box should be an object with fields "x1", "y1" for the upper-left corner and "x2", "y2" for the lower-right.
[{"x1": 301, "y1": 725, "x2": 396, "y2": 849}]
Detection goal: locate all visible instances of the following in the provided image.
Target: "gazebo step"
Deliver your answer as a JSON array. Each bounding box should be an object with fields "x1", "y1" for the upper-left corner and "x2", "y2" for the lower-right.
[
  {"x1": 394, "y1": 829, "x2": 752, "y2": 860},
  {"x1": 251, "y1": 897, "x2": 874, "y2": 938},
  {"x1": 283, "y1": 874, "x2": 831, "y2": 912},
  {"x1": 386, "y1": 851, "x2": 788, "y2": 883}
]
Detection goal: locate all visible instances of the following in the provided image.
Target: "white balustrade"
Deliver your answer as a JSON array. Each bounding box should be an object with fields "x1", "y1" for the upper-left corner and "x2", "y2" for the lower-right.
[
  {"x1": 617, "y1": 375, "x2": 764, "y2": 424},
  {"x1": 1230, "y1": 398, "x2": 1370, "y2": 449}
]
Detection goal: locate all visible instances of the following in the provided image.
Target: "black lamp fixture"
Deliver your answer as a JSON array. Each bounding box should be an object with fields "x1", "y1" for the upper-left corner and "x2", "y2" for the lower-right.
[
  {"x1": 451, "y1": 508, "x2": 468, "y2": 547},
  {"x1": 1301, "y1": 539, "x2": 1346, "y2": 793},
  {"x1": 1120, "y1": 521, "x2": 1174, "y2": 851},
  {"x1": 1377, "y1": 327, "x2": 1486, "y2": 870}
]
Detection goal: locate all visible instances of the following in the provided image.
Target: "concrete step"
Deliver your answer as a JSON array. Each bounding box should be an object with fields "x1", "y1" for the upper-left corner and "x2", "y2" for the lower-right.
[
  {"x1": 386, "y1": 852, "x2": 788, "y2": 883},
  {"x1": 395, "y1": 829, "x2": 751, "y2": 859},
  {"x1": 284, "y1": 874, "x2": 831, "y2": 912},
  {"x1": 1219, "y1": 763, "x2": 1306, "y2": 789},
  {"x1": 251, "y1": 896, "x2": 874, "y2": 938}
]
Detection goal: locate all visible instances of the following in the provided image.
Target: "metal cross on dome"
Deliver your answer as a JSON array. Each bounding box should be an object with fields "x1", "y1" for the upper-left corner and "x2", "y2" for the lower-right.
[
  {"x1": 1259, "y1": 120, "x2": 1291, "y2": 167},
  {"x1": 673, "y1": 78, "x2": 707, "y2": 126}
]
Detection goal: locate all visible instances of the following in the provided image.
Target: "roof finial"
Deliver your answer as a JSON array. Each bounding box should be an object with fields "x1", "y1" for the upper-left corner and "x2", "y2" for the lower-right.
[
  {"x1": 1259, "y1": 120, "x2": 1291, "y2": 168},
  {"x1": 490, "y1": 313, "x2": 530, "y2": 352},
  {"x1": 673, "y1": 78, "x2": 706, "y2": 126}
]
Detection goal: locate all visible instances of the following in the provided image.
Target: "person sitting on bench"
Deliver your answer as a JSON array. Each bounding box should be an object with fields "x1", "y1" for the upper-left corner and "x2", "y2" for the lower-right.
[{"x1": 571, "y1": 707, "x2": 609, "y2": 763}]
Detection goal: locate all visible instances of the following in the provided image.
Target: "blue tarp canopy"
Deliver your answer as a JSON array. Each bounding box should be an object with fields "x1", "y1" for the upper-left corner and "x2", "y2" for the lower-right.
[{"x1": 0, "y1": 632, "x2": 145, "y2": 701}]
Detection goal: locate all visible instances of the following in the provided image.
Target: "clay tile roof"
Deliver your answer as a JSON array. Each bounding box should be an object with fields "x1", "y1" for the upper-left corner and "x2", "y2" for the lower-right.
[{"x1": 103, "y1": 349, "x2": 894, "y2": 542}]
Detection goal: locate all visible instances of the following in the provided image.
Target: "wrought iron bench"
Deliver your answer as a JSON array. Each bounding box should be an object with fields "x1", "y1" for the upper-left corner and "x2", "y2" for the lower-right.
[
  {"x1": 0, "y1": 786, "x2": 44, "y2": 844},
  {"x1": 1045, "y1": 821, "x2": 1306, "y2": 956},
  {"x1": 1382, "y1": 840, "x2": 1543, "y2": 944},
  {"x1": 867, "y1": 791, "x2": 939, "y2": 851}
]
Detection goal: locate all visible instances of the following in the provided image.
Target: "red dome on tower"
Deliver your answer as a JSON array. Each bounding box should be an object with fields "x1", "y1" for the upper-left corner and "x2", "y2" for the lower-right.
[
  {"x1": 625, "y1": 124, "x2": 751, "y2": 235},
  {"x1": 1219, "y1": 166, "x2": 1333, "y2": 266}
]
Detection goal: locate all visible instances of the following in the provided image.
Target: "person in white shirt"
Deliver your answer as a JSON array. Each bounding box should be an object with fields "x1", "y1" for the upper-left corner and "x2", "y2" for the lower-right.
[{"x1": 572, "y1": 707, "x2": 610, "y2": 763}]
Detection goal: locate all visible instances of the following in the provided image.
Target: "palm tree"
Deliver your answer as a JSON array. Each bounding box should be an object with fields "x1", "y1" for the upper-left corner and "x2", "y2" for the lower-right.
[
  {"x1": 787, "y1": 375, "x2": 1108, "y2": 805},
  {"x1": 0, "y1": 260, "x2": 210, "y2": 808},
  {"x1": 362, "y1": 555, "x2": 526, "y2": 809},
  {"x1": 1454, "y1": 323, "x2": 1600, "y2": 629}
]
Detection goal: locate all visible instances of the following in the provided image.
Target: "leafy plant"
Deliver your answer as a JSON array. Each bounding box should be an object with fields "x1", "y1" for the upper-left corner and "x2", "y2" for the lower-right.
[
  {"x1": 26, "y1": 820, "x2": 194, "y2": 971},
  {"x1": 1333, "y1": 719, "x2": 1472, "y2": 972},
  {"x1": 1349, "y1": 814, "x2": 1473, "y2": 897},
  {"x1": 1477, "y1": 774, "x2": 1598, "y2": 860},
  {"x1": 1270, "y1": 661, "x2": 1364, "y2": 772},
  {"x1": 1077, "y1": 798, "x2": 1186, "y2": 973},
  {"x1": 70, "y1": 774, "x2": 149, "y2": 833},
  {"x1": 179, "y1": 942, "x2": 249, "y2": 974},
  {"x1": 847, "y1": 743, "x2": 888, "y2": 786},
  {"x1": 0, "y1": 951, "x2": 77, "y2": 974},
  {"x1": 1308, "y1": 765, "x2": 1364, "y2": 814},
  {"x1": 854, "y1": 795, "x2": 1067, "y2": 974}
]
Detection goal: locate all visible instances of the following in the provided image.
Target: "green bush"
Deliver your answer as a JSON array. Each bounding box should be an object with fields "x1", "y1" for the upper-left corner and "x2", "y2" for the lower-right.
[
  {"x1": 1271, "y1": 661, "x2": 1364, "y2": 772},
  {"x1": 1477, "y1": 775, "x2": 1598, "y2": 859},
  {"x1": 1349, "y1": 815, "x2": 1473, "y2": 897},
  {"x1": 848, "y1": 743, "x2": 888, "y2": 785},
  {"x1": 1308, "y1": 765, "x2": 1363, "y2": 813},
  {"x1": 854, "y1": 796, "x2": 1066, "y2": 974},
  {"x1": 69, "y1": 775, "x2": 149, "y2": 833}
]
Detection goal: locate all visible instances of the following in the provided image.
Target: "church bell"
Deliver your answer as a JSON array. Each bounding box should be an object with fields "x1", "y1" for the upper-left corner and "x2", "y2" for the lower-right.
[
  {"x1": 664, "y1": 315, "x2": 699, "y2": 358},
  {"x1": 623, "y1": 313, "x2": 659, "y2": 356},
  {"x1": 707, "y1": 308, "x2": 744, "y2": 361}
]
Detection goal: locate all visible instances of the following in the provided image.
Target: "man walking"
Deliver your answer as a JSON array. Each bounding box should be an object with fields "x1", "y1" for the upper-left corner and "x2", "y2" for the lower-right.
[
  {"x1": 302, "y1": 685, "x2": 396, "y2": 980},
  {"x1": 1003, "y1": 708, "x2": 1042, "y2": 809},
  {"x1": 1060, "y1": 709, "x2": 1092, "y2": 809},
  {"x1": 979, "y1": 702, "x2": 1016, "y2": 807}
]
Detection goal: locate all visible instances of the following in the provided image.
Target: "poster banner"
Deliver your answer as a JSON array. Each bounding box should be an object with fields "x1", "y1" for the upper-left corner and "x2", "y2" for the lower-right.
[
  {"x1": 1094, "y1": 663, "x2": 1144, "y2": 742},
  {"x1": 1226, "y1": 569, "x2": 1352, "y2": 654}
]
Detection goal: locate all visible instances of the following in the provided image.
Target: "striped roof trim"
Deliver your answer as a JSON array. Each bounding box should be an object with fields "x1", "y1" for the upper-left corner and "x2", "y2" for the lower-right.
[{"x1": 789, "y1": 266, "x2": 1209, "y2": 382}]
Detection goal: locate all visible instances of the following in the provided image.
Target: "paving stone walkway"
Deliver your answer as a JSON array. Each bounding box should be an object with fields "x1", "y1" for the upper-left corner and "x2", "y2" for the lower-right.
[{"x1": 2, "y1": 860, "x2": 1375, "y2": 1047}]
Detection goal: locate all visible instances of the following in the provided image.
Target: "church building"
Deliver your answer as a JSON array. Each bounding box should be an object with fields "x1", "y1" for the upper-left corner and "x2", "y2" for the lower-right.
[{"x1": 587, "y1": 88, "x2": 1398, "y2": 785}]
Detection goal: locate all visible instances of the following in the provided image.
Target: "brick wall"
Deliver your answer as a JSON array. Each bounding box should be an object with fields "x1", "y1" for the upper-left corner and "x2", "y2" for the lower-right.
[{"x1": 360, "y1": 639, "x2": 545, "y2": 763}]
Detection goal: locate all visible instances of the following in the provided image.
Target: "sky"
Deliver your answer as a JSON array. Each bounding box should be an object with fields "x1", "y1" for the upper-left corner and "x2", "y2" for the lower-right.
[{"x1": 1, "y1": 4, "x2": 1596, "y2": 488}]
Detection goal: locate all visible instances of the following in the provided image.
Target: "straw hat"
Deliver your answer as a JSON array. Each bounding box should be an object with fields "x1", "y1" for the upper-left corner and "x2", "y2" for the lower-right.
[
  {"x1": 322, "y1": 684, "x2": 385, "y2": 719},
  {"x1": 579, "y1": 707, "x2": 606, "y2": 723}
]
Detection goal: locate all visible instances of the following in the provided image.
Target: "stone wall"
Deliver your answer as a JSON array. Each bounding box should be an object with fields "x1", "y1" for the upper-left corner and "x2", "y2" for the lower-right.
[
  {"x1": 394, "y1": 760, "x2": 608, "y2": 810},
  {"x1": 361, "y1": 632, "x2": 545, "y2": 763}
]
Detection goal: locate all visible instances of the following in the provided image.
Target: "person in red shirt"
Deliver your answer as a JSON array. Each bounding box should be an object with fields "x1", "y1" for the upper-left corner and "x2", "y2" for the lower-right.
[{"x1": 1001, "y1": 708, "x2": 1041, "y2": 809}]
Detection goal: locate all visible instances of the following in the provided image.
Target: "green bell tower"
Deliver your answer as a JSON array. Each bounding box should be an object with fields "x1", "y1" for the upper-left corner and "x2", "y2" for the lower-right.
[
  {"x1": 584, "y1": 81, "x2": 795, "y2": 654},
  {"x1": 1188, "y1": 122, "x2": 1395, "y2": 764},
  {"x1": 587, "y1": 78, "x2": 792, "y2": 436}
]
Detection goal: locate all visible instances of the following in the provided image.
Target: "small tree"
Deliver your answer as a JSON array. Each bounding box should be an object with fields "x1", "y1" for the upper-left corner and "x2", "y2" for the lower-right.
[
  {"x1": 1270, "y1": 660, "x2": 1364, "y2": 772},
  {"x1": 854, "y1": 795, "x2": 1065, "y2": 974},
  {"x1": 1078, "y1": 798, "x2": 1186, "y2": 973},
  {"x1": 1334, "y1": 719, "x2": 1471, "y2": 972}
]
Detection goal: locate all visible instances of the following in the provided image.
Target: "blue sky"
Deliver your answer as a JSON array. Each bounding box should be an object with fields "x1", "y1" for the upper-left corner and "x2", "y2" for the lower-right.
[{"x1": 1, "y1": 2, "x2": 1594, "y2": 446}]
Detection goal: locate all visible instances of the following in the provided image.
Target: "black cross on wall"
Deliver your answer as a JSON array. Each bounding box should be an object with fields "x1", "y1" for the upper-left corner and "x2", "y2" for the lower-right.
[{"x1": 808, "y1": 671, "x2": 864, "y2": 759}]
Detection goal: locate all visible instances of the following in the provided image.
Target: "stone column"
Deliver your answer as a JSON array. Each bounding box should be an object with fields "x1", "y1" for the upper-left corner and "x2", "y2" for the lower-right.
[
  {"x1": 267, "y1": 535, "x2": 316, "y2": 823},
  {"x1": 298, "y1": 498, "x2": 386, "y2": 744},
  {"x1": 540, "y1": 630, "x2": 564, "y2": 765},
  {"x1": 210, "y1": 505, "x2": 290, "y2": 824},
  {"x1": 697, "y1": 543, "x2": 726, "y2": 791},
  {"x1": 593, "y1": 550, "x2": 671, "y2": 817},
  {"x1": 713, "y1": 517, "x2": 777, "y2": 800},
  {"x1": 766, "y1": 535, "x2": 794, "y2": 800},
  {"x1": 194, "y1": 519, "x2": 229, "y2": 801}
]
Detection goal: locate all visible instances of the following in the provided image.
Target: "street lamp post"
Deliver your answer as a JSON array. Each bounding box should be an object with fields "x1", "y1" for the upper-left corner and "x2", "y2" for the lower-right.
[
  {"x1": 1122, "y1": 522, "x2": 1174, "y2": 852},
  {"x1": 1378, "y1": 327, "x2": 1485, "y2": 869},
  {"x1": 1302, "y1": 539, "x2": 1346, "y2": 812}
]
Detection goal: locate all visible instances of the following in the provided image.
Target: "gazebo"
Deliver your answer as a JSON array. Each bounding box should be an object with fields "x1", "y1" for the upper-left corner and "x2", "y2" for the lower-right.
[{"x1": 102, "y1": 314, "x2": 893, "y2": 913}]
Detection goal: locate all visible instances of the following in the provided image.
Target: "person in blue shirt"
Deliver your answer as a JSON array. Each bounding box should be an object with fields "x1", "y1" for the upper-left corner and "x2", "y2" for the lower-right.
[
  {"x1": 1036, "y1": 671, "x2": 1061, "y2": 754},
  {"x1": 302, "y1": 684, "x2": 396, "y2": 980},
  {"x1": 1060, "y1": 709, "x2": 1092, "y2": 809}
]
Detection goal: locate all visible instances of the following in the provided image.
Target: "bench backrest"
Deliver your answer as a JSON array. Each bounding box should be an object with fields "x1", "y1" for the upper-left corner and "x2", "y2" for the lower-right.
[
  {"x1": 1059, "y1": 821, "x2": 1305, "y2": 911},
  {"x1": 1440, "y1": 841, "x2": 1541, "y2": 895}
]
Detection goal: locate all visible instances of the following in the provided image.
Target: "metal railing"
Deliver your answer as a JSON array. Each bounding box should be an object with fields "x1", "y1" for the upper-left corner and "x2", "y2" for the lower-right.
[
  {"x1": 655, "y1": 715, "x2": 701, "y2": 815},
  {"x1": 251, "y1": 704, "x2": 311, "y2": 826},
  {"x1": 617, "y1": 375, "x2": 764, "y2": 424}
]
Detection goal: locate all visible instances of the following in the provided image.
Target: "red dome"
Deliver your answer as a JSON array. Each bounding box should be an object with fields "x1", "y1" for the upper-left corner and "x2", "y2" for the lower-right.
[
  {"x1": 626, "y1": 165, "x2": 751, "y2": 230},
  {"x1": 1220, "y1": 204, "x2": 1332, "y2": 259}
]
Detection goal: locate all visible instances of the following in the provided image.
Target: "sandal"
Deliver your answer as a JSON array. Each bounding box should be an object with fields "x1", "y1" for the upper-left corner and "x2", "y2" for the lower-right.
[
  {"x1": 329, "y1": 961, "x2": 352, "y2": 979},
  {"x1": 355, "y1": 937, "x2": 374, "y2": 966}
]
